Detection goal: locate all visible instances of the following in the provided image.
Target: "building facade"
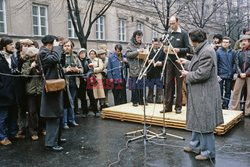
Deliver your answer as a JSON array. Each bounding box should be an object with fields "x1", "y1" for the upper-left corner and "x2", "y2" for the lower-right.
[{"x1": 0, "y1": 0, "x2": 164, "y2": 51}]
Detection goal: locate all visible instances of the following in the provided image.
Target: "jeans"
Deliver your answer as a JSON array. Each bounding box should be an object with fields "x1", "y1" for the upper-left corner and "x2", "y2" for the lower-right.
[
  {"x1": 219, "y1": 79, "x2": 232, "y2": 109},
  {"x1": 189, "y1": 131, "x2": 215, "y2": 158},
  {"x1": 0, "y1": 106, "x2": 18, "y2": 140},
  {"x1": 63, "y1": 79, "x2": 77, "y2": 125}
]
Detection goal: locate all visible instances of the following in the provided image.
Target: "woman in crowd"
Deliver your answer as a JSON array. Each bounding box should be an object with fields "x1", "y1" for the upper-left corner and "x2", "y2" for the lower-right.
[
  {"x1": 97, "y1": 49, "x2": 109, "y2": 109},
  {"x1": 77, "y1": 48, "x2": 96, "y2": 117},
  {"x1": 21, "y1": 47, "x2": 45, "y2": 141},
  {"x1": 88, "y1": 49, "x2": 105, "y2": 115}
]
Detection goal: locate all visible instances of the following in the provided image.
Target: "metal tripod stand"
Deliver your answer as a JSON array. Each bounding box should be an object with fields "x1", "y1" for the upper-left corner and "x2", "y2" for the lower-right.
[{"x1": 125, "y1": 74, "x2": 165, "y2": 143}]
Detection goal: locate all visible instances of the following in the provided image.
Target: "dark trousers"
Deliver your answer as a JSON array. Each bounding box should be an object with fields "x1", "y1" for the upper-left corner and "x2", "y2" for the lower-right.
[
  {"x1": 219, "y1": 79, "x2": 232, "y2": 109},
  {"x1": 112, "y1": 82, "x2": 127, "y2": 105},
  {"x1": 79, "y1": 80, "x2": 98, "y2": 114},
  {"x1": 164, "y1": 61, "x2": 183, "y2": 111},
  {"x1": 130, "y1": 77, "x2": 143, "y2": 104},
  {"x1": 240, "y1": 83, "x2": 247, "y2": 111},
  {"x1": 0, "y1": 106, "x2": 18, "y2": 140},
  {"x1": 147, "y1": 82, "x2": 163, "y2": 103},
  {"x1": 27, "y1": 95, "x2": 45, "y2": 136},
  {"x1": 45, "y1": 117, "x2": 61, "y2": 147}
]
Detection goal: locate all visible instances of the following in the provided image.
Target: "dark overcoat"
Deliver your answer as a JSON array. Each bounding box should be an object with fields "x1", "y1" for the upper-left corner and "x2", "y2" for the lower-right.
[
  {"x1": 185, "y1": 41, "x2": 224, "y2": 133},
  {"x1": 39, "y1": 46, "x2": 64, "y2": 118},
  {"x1": 0, "y1": 52, "x2": 17, "y2": 106}
]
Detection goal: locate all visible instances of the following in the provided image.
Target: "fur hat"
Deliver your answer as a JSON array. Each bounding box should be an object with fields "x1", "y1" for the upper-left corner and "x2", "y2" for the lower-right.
[
  {"x1": 26, "y1": 47, "x2": 39, "y2": 57},
  {"x1": 239, "y1": 35, "x2": 250, "y2": 42},
  {"x1": 20, "y1": 39, "x2": 33, "y2": 45}
]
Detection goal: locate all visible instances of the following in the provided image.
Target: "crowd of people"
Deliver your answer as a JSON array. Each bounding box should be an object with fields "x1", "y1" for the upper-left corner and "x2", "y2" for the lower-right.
[{"x1": 0, "y1": 16, "x2": 249, "y2": 160}]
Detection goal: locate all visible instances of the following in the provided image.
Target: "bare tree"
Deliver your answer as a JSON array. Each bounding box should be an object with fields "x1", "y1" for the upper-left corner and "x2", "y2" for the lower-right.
[
  {"x1": 67, "y1": 0, "x2": 114, "y2": 48},
  {"x1": 221, "y1": 0, "x2": 250, "y2": 41},
  {"x1": 151, "y1": 0, "x2": 189, "y2": 32},
  {"x1": 184, "y1": 0, "x2": 224, "y2": 28}
]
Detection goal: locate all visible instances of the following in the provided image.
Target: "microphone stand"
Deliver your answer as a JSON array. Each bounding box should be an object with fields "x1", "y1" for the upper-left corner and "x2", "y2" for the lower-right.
[{"x1": 148, "y1": 41, "x2": 184, "y2": 140}]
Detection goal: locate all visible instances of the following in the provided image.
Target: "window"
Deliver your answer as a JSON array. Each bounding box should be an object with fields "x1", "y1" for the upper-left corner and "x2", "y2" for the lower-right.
[
  {"x1": 68, "y1": 13, "x2": 77, "y2": 38},
  {"x1": 32, "y1": 4, "x2": 48, "y2": 36},
  {"x1": 152, "y1": 25, "x2": 158, "y2": 39},
  {"x1": 119, "y1": 19, "x2": 126, "y2": 42},
  {"x1": 137, "y1": 21, "x2": 144, "y2": 32},
  {"x1": 0, "y1": 0, "x2": 6, "y2": 34},
  {"x1": 96, "y1": 16, "x2": 105, "y2": 40}
]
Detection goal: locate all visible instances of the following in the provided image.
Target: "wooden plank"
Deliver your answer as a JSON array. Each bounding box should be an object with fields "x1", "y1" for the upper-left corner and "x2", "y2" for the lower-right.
[{"x1": 101, "y1": 103, "x2": 243, "y2": 135}]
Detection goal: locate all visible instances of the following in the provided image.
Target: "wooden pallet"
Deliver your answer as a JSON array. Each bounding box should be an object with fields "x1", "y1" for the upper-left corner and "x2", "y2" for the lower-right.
[{"x1": 101, "y1": 103, "x2": 243, "y2": 135}]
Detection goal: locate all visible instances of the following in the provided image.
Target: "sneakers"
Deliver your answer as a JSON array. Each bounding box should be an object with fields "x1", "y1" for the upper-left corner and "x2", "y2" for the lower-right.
[
  {"x1": 183, "y1": 146, "x2": 200, "y2": 154},
  {"x1": 195, "y1": 154, "x2": 209, "y2": 160},
  {"x1": 0, "y1": 138, "x2": 12, "y2": 146},
  {"x1": 31, "y1": 135, "x2": 39, "y2": 141}
]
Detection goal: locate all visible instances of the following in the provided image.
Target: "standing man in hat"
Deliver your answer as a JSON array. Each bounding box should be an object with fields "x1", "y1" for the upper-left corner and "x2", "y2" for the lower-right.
[
  {"x1": 162, "y1": 16, "x2": 190, "y2": 114},
  {"x1": 230, "y1": 35, "x2": 250, "y2": 116},
  {"x1": 39, "y1": 35, "x2": 65, "y2": 152}
]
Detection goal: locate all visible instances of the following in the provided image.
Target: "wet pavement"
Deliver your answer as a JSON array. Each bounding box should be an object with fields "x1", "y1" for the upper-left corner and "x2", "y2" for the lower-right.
[{"x1": 1, "y1": 112, "x2": 250, "y2": 167}]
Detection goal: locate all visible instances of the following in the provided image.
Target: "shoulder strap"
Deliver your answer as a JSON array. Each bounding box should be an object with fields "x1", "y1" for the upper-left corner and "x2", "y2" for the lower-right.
[{"x1": 37, "y1": 54, "x2": 46, "y2": 80}]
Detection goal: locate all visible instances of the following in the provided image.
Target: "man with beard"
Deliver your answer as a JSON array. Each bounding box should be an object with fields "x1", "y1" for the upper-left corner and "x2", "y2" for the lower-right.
[{"x1": 0, "y1": 37, "x2": 23, "y2": 145}]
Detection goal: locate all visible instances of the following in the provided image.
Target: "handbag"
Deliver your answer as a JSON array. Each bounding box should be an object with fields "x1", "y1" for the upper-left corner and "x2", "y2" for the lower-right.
[
  {"x1": 89, "y1": 74, "x2": 98, "y2": 85},
  {"x1": 38, "y1": 54, "x2": 66, "y2": 93}
]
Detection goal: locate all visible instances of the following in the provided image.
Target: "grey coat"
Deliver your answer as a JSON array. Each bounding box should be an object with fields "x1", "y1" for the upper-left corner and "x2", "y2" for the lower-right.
[
  {"x1": 126, "y1": 40, "x2": 144, "y2": 77},
  {"x1": 39, "y1": 46, "x2": 64, "y2": 118},
  {"x1": 184, "y1": 41, "x2": 224, "y2": 133}
]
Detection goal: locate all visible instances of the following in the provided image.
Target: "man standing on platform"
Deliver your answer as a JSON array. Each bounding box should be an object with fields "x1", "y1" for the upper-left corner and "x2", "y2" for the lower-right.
[{"x1": 161, "y1": 16, "x2": 190, "y2": 114}]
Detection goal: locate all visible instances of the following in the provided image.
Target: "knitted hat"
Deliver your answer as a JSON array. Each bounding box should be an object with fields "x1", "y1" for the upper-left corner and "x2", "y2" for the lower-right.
[{"x1": 77, "y1": 48, "x2": 87, "y2": 55}]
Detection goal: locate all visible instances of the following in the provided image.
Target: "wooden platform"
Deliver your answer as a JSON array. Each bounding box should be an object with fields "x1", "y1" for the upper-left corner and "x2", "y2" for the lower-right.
[{"x1": 101, "y1": 103, "x2": 243, "y2": 135}]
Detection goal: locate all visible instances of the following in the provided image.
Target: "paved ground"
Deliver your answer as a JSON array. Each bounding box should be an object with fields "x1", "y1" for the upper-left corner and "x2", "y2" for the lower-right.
[
  {"x1": 1, "y1": 91, "x2": 250, "y2": 167},
  {"x1": 1, "y1": 112, "x2": 250, "y2": 167}
]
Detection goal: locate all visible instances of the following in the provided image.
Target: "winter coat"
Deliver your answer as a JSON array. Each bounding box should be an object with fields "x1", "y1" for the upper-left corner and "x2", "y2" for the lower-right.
[
  {"x1": 216, "y1": 47, "x2": 236, "y2": 79},
  {"x1": 184, "y1": 41, "x2": 224, "y2": 133},
  {"x1": 235, "y1": 47, "x2": 250, "y2": 77},
  {"x1": 39, "y1": 46, "x2": 64, "y2": 118},
  {"x1": 91, "y1": 57, "x2": 105, "y2": 99},
  {"x1": 0, "y1": 52, "x2": 18, "y2": 106},
  {"x1": 21, "y1": 59, "x2": 42, "y2": 95},
  {"x1": 126, "y1": 38, "x2": 144, "y2": 77},
  {"x1": 107, "y1": 52, "x2": 128, "y2": 83},
  {"x1": 147, "y1": 48, "x2": 165, "y2": 79}
]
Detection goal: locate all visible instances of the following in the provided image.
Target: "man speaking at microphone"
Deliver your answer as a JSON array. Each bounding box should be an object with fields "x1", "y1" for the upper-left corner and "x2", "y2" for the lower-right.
[{"x1": 161, "y1": 16, "x2": 190, "y2": 114}]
